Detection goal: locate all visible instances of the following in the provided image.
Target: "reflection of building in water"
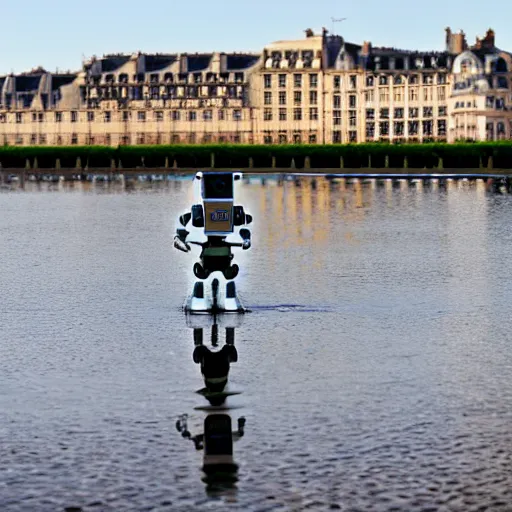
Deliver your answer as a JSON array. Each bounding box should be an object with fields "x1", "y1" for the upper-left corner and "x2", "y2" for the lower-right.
[{"x1": 2, "y1": 27, "x2": 511, "y2": 145}]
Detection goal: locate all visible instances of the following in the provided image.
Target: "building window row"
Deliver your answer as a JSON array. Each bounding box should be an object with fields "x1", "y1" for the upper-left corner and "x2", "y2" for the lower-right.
[{"x1": 264, "y1": 73, "x2": 319, "y2": 89}]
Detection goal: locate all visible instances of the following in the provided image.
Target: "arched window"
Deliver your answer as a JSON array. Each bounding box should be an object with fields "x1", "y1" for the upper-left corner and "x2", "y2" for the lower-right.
[{"x1": 494, "y1": 58, "x2": 508, "y2": 73}]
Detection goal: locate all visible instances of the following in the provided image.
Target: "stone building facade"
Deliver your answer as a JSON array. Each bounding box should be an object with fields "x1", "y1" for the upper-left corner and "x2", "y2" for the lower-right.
[{"x1": 1, "y1": 27, "x2": 511, "y2": 146}]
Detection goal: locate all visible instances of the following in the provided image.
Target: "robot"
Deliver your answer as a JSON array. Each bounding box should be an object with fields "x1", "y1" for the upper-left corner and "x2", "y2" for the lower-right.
[{"x1": 174, "y1": 172, "x2": 252, "y2": 313}]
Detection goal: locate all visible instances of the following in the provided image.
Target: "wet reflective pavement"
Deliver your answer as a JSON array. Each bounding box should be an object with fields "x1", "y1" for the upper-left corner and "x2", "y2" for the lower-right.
[{"x1": 1, "y1": 177, "x2": 512, "y2": 511}]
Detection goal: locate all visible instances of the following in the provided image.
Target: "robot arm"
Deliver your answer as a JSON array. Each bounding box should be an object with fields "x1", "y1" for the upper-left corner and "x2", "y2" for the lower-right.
[{"x1": 174, "y1": 210, "x2": 192, "y2": 252}]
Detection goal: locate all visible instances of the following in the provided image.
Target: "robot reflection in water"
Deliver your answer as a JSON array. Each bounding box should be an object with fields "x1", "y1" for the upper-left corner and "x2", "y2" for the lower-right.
[
  {"x1": 174, "y1": 171, "x2": 253, "y2": 313},
  {"x1": 176, "y1": 314, "x2": 246, "y2": 494}
]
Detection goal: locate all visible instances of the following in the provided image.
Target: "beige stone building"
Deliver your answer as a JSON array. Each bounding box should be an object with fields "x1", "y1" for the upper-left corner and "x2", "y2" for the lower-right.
[{"x1": 1, "y1": 27, "x2": 511, "y2": 146}]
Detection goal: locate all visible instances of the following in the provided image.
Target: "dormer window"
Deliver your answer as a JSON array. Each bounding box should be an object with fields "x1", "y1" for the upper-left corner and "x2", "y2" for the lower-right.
[
  {"x1": 164, "y1": 73, "x2": 173, "y2": 83},
  {"x1": 119, "y1": 74, "x2": 128, "y2": 83},
  {"x1": 150, "y1": 74, "x2": 159, "y2": 83}
]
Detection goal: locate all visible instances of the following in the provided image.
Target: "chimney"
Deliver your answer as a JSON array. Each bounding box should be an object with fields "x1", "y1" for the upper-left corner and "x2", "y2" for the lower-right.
[
  {"x1": 484, "y1": 28, "x2": 495, "y2": 48},
  {"x1": 362, "y1": 41, "x2": 372, "y2": 55},
  {"x1": 445, "y1": 27, "x2": 452, "y2": 51}
]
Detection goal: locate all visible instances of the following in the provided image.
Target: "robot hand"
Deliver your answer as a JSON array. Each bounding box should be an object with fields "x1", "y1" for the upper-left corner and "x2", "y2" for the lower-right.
[
  {"x1": 240, "y1": 228, "x2": 251, "y2": 250},
  {"x1": 174, "y1": 236, "x2": 190, "y2": 253}
]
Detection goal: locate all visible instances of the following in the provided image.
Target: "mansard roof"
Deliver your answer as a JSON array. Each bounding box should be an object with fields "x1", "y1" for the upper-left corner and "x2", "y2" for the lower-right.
[
  {"x1": 145, "y1": 54, "x2": 178, "y2": 72},
  {"x1": 51, "y1": 74, "x2": 77, "y2": 90},
  {"x1": 15, "y1": 75, "x2": 42, "y2": 92},
  {"x1": 226, "y1": 54, "x2": 260, "y2": 70},
  {"x1": 186, "y1": 54, "x2": 213, "y2": 72}
]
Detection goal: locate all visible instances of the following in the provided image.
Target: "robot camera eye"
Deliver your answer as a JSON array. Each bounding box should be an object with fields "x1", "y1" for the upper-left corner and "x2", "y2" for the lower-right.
[{"x1": 203, "y1": 173, "x2": 233, "y2": 199}]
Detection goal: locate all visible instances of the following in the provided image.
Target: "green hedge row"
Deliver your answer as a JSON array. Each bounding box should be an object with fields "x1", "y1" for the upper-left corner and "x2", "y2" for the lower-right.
[{"x1": 1, "y1": 143, "x2": 512, "y2": 169}]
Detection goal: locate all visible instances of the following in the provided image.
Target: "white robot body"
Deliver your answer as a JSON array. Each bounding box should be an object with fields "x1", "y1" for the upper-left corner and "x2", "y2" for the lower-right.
[{"x1": 175, "y1": 172, "x2": 252, "y2": 314}]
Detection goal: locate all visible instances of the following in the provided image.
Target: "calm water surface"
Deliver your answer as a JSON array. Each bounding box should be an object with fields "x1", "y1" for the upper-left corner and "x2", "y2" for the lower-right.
[{"x1": 1, "y1": 177, "x2": 511, "y2": 511}]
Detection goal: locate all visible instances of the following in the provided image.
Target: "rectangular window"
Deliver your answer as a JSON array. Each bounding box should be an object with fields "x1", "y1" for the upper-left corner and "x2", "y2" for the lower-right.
[
  {"x1": 409, "y1": 75, "x2": 419, "y2": 85},
  {"x1": 264, "y1": 108, "x2": 273, "y2": 121},
  {"x1": 333, "y1": 76, "x2": 341, "y2": 89},
  {"x1": 279, "y1": 74, "x2": 287, "y2": 88},
  {"x1": 309, "y1": 134, "x2": 317, "y2": 143},
  {"x1": 349, "y1": 95, "x2": 356, "y2": 108},
  {"x1": 423, "y1": 74, "x2": 434, "y2": 85},
  {"x1": 409, "y1": 88, "x2": 418, "y2": 101},
  {"x1": 349, "y1": 75, "x2": 357, "y2": 89},
  {"x1": 155, "y1": 111, "x2": 164, "y2": 122},
  {"x1": 293, "y1": 133, "x2": 301, "y2": 144},
  {"x1": 349, "y1": 131, "x2": 357, "y2": 142},
  {"x1": 87, "y1": 111, "x2": 95, "y2": 122},
  {"x1": 264, "y1": 74, "x2": 272, "y2": 88},
  {"x1": 349, "y1": 110, "x2": 357, "y2": 127},
  {"x1": 188, "y1": 111, "x2": 197, "y2": 121},
  {"x1": 294, "y1": 74, "x2": 302, "y2": 88},
  {"x1": 309, "y1": 107, "x2": 318, "y2": 120},
  {"x1": 264, "y1": 134, "x2": 273, "y2": 144},
  {"x1": 380, "y1": 108, "x2": 389, "y2": 119},
  {"x1": 423, "y1": 107, "x2": 433, "y2": 118},
  {"x1": 71, "y1": 133, "x2": 78, "y2": 145},
  {"x1": 203, "y1": 110, "x2": 213, "y2": 121},
  {"x1": 294, "y1": 91, "x2": 302, "y2": 105},
  {"x1": 333, "y1": 110, "x2": 341, "y2": 125},
  {"x1": 32, "y1": 112, "x2": 37, "y2": 123},
  {"x1": 438, "y1": 74, "x2": 447, "y2": 85},
  {"x1": 309, "y1": 74, "x2": 318, "y2": 88},
  {"x1": 364, "y1": 90, "x2": 374, "y2": 102},
  {"x1": 279, "y1": 91, "x2": 286, "y2": 105},
  {"x1": 394, "y1": 108, "x2": 404, "y2": 119},
  {"x1": 423, "y1": 88, "x2": 433, "y2": 101},
  {"x1": 437, "y1": 87, "x2": 446, "y2": 101},
  {"x1": 379, "y1": 76, "x2": 388, "y2": 86},
  {"x1": 379, "y1": 121, "x2": 389, "y2": 136},
  {"x1": 279, "y1": 108, "x2": 287, "y2": 121},
  {"x1": 422, "y1": 120, "x2": 433, "y2": 136},
  {"x1": 394, "y1": 121, "x2": 405, "y2": 136},
  {"x1": 30, "y1": 133, "x2": 37, "y2": 144},
  {"x1": 104, "y1": 111, "x2": 111, "y2": 123},
  {"x1": 379, "y1": 89, "x2": 389, "y2": 102},
  {"x1": 15, "y1": 113, "x2": 23, "y2": 123},
  {"x1": 366, "y1": 122, "x2": 375, "y2": 138},
  {"x1": 438, "y1": 106, "x2": 447, "y2": 116},
  {"x1": 55, "y1": 112, "x2": 62, "y2": 123},
  {"x1": 138, "y1": 111, "x2": 146, "y2": 122},
  {"x1": 39, "y1": 134, "x2": 47, "y2": 144},
  {"x1": 309, "y1": 90, "x2": 318, "y2": 105},
  {"x1": 409, "y1": 107, "x2": 419, "y2": 118},
  {"x1": 122, "y1": 111, "x2": 130, "y2": 121},
  {"x1": 393, "y1": 87, "x2": 404, "y2": 102},
  {"x1": 293, "y1": 108, "x2": 302, "y2": 121},
  {"x1": 218, "y1": 110, "x2": 225, "y2": 121},
  {"x1": 437, "y1": 119, "x2": 447, "y2": 136},
  {"x1": 279, "y1": 133, "x2": 287, "y2": 144},
  {"x1": 408, "y1": 120, "x2": 419, "y2": 135},
  {"x1": 333, "y1": 131, "x2": 342, "y2": 143},
  {"x1": 71, "y1": 111, "x2": 78, "y2": 123},
  {"x1": 366, "y1": 108, "x2": 375, "y2": 120},
  {"x1": 171, "y1": 110, "x2": 180, "y2": 121},
  {"x1": 233, "y1": 109, "x2": 242, "y2": 121},
  {"x1": 264, "y1": 91, "x2": 272, "y2": 105},
  {"x1": 333, "y1": 95, "x2": 341, "y2": 108},
  {"x1": 366, "y1": 76, "x2": 374, "y2": 87}
]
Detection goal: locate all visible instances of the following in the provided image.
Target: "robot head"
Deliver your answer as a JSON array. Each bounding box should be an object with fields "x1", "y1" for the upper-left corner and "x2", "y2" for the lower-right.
[{"x1": 193, "y1": 172, "x2": 243, "y2": 236}]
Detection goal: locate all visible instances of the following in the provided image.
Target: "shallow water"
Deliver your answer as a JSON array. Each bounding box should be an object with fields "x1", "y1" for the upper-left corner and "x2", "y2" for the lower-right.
[{"x1": 1, "y1": 177, "x2": 512, "y2": 511}]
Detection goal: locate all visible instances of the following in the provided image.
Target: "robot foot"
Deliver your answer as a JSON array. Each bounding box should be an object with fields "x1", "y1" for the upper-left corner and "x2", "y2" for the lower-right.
[{"x1": 184, "y1": 280, "x2": 246, "y2": 314}]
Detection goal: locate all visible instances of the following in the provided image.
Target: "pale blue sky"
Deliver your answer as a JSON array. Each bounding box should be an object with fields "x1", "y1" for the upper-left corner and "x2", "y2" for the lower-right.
[{"x1": 1, "y1": 0, "x2": 511, "y2": 74}]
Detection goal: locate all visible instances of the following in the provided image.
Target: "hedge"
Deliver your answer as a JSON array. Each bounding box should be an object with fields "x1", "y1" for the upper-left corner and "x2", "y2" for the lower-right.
[{"x1": 1, "y1": 142, "x2": 512, "y2": 169}]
